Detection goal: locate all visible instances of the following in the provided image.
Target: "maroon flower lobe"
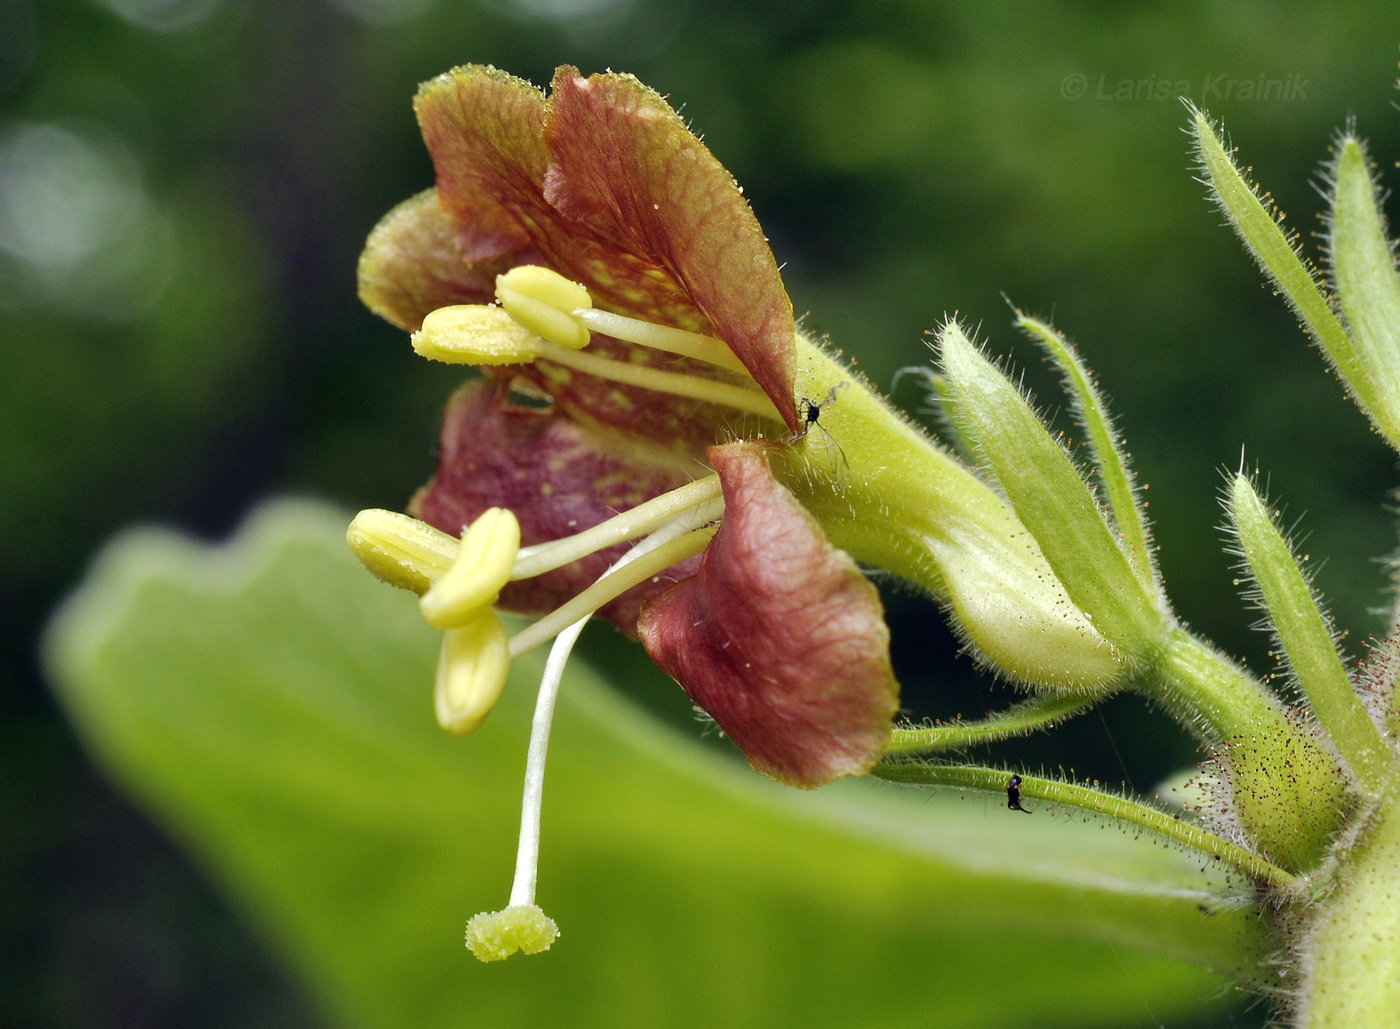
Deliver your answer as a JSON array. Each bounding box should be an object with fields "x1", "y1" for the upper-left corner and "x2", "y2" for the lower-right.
[
  {"x1": 411, "y1": 380, "x2": 701, "y2": 635},
  {"x1": 638, "y1": 441, "x2": 900, "y2": 787},
  {"x1": 397, "y1": 65, "x2": 798, "y2": 430},
  {"x1": 543, "y1": 70, "x2": 797, "y2": 429},
  {"x1": 357, "y1": 190, "x2": 518, "y2": 329}
]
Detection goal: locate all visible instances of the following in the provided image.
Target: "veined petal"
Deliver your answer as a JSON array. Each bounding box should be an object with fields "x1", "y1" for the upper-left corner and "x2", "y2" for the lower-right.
[
  {"x1": 417, "y1": 66, "x2": 690, "y2": 329},
  {"x1": 408, "y1": 65, "x2": 778, "y2": 448},
  {"x1": 544, "y1": 69, "x2": 797, "y2": 429},
  {"x1": 411, "y1": 380, "x2": 701, "y2": 634},
  {"x1": 414, "y1": 66, "x2": 546, "y2": 262},
  {"x1": 357, "y1": 189, "x2": 523, "y2": 333},
  {"x1": 637, "y1": 441, "x2": 900, "y2": 788}
]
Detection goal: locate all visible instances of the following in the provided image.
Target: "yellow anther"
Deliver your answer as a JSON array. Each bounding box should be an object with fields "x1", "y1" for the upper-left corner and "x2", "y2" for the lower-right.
[
  {"x1": 420, "y1": 508, "x2": 521, "y2": 629},
  {"x1": 496, "y1": 265, "x2": 592, "y2": 351},
  {"x1": 434, "y1": 612, "x2": 511, "y2": 736},
  {"x1": 412, "y1": 304, "x2": 542, "y2": 365},
  {"x1": 346, "y1": 508, "x2": 456, "y2": 595},
  {"x1": 464, "y1": 904, "x2": 559, "y2": 962}
]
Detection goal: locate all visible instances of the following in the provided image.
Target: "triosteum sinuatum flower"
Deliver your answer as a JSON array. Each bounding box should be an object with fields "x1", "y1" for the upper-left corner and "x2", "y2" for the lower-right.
[{"x1": 348, "y1": 64, "x2": 1126, "y2": 960}]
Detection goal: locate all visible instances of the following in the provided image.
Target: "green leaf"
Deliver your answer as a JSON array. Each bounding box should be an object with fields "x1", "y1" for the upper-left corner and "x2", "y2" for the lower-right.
[{"x1": 47, "y1": 499, "x2": 1263, "y2": 1028}]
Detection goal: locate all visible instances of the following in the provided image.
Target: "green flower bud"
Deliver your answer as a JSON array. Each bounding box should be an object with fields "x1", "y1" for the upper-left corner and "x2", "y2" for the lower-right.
[{"x1": 937, "y1": 323, "x2": 1163, "y2": 656}]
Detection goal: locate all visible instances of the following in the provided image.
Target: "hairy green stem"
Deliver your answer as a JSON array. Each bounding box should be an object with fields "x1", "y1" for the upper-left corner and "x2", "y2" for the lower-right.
[
  {"x1": 1145, "y1": 628, "x2": 1351, "y2": 871},
  {"x1": 1144, "y1": 628, "x2": 1289, "y2": 743},
  {"x1": 1300, "y1": 789, "x2": 1400, "y2": 1026},
  {"x1": 885, "y1": 695, "x2": 1094, "y2": 755},
  {"x1": 871, "y1": 760, "x2": 1295, "y2": 889}
]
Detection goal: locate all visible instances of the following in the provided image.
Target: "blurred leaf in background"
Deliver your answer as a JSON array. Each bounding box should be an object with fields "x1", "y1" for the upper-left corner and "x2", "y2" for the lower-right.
[
  {"x1": 46, "y1": 499, "x2": 1264, "y2": 1028},
  {"x1": 4, "y1": 0, "x2": 1399, "y2": 1025}
]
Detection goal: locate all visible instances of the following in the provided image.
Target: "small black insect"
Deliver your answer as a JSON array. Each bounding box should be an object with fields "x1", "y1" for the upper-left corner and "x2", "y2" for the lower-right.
[
  {"x1": 792, "y1": 384, "x2": 851, "y2": 476},
  {"x1": 1007, "y1": 774, "x2": 1032, "y2": 814},
  {"x1": 793, "y1": 382, "x2": 848, "y2": 442}
]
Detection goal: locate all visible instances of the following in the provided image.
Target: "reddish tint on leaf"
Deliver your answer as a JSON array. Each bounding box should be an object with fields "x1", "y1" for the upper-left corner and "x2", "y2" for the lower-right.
[
  {"x1": 411, "y1": 380, "x2": 700, "y2": 634},
  {"x1": 638, "y1": 441, "x2": 900, "y2": 787}
]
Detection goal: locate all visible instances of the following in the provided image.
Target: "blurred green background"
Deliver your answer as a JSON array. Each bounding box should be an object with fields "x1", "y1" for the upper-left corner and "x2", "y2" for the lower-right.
[{"x1": 4, "y1": 0, "x2": 1399, "y2": 1025}]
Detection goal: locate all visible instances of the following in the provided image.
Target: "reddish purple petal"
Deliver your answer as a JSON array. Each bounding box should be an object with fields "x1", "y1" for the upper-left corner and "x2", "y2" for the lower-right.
[
  {"x1": 413, "y1": 65, "x2": 772, "y2": 448},
  {"x1": 545, "y1": 69, "x2": 797, "y2": 430},
  {"x1": 414, "y1": 65, "x2": 738, "y2": 337},
  {"x1": 638, "y1": 441, "x2": 899, "y2": 787},
  {"x1": 358, "y1": 189, "x2": 527, "y2": 332},
  {"x1": 416, "y1": 66, "x2": 693, "y2": 327},
  {"x1": 414, "y1": 67, "x2": 546, "y2": 262},
  {"x1": 411, "y1": 380, "x2": 701, "y2": 634}
]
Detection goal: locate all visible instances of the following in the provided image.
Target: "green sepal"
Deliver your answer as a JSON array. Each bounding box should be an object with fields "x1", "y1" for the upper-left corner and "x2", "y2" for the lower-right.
[
  {"x1": 1017, "y1": 314, "x2": 1157, "y2": 594},
  {"x1": 884, "y1": 694, "x2": 1094, "y2": 755},
  {"x1": 1328, "y1": 135, "x2": 1400, "y2": 452},
  {"x1": 1191, "y1": 110, "x2": 1400, "y2": 447},
  {"x1": 937, "y1": 322, "x2": 1162, "y2": 655},
  {"x1": 780, "y1": 340, "x2": 1125, "y2": 694},
  {"x1": 1228, "y1": 474, "x2": 1389, "y2": 792}
]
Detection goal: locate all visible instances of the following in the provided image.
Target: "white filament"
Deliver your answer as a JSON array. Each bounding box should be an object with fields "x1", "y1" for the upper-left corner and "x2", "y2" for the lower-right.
[{"x1": 506, "y1": 500, "x2": 724, "y2": 906}]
